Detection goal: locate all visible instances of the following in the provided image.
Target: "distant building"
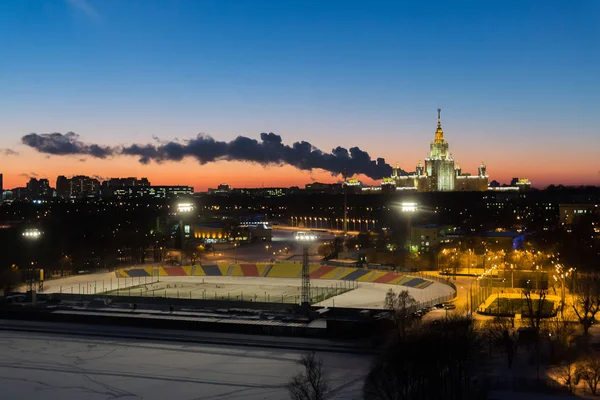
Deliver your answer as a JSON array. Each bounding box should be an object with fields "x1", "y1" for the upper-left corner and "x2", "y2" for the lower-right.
[
  {"x1": 207, "y1": 184, "x2": 232, "y2": 195},
  {"x1": 55, "y1": 175, "x2": 100, "y2": 198},
  {"x1": 101, "y1": 177, "x2": 150, "y2": 197},
  {"x1": 390, "y1": 109, "x2": 488, "y2": 192},
  {"x1": 305, "y1": 182, "x2": 342, "y2": 194},
  {"x1": 0, "y1": 173, "x2": 3, "y2": 195},
  {"x1": 410, "y1": 225, "x2": 454, "y2": 253},
  {"x1": 135, "y1": 185, "x2": 193, "y2": 198},
  {"x1": 559, "y1": 204, "x2": 600, "y2": 226},
  {"x1": 26, "y1": 178, "x2": 53, "y2": 199}
]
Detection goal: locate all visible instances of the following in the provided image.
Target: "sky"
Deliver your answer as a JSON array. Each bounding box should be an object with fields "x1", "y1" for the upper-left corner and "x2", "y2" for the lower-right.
[{"x1": 1, "y1": 0, "x2": 599, "y2": 191}]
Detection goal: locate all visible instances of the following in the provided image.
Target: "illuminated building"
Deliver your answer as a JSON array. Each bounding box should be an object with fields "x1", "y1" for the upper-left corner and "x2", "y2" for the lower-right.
[
  {"x1": 559, "y1": 204, "x2": 599, "y2": 226},
  {"x1": 391, "y1": 109, "x2": 489, "y2": 192}
]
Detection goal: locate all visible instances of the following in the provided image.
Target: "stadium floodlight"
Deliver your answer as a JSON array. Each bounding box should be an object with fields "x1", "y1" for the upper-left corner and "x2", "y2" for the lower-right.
[
  {"x1": 295, "y1": 232, "x2": 316, "y2": 308},
  {"x1": 22, "y1": 228, "x2": 42, "y2": 239},
  {"x1": 177, "y1": 203, "x2": 194, "y2": 213},
  {"x1": 400, "y1": 202, "x2": 418, "y2": 213}
]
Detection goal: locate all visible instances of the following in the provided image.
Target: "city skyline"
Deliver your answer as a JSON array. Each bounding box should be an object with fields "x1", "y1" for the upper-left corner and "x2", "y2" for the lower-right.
[{"x1": 1, "y1": 0, "x2": 599, "y2": 190}]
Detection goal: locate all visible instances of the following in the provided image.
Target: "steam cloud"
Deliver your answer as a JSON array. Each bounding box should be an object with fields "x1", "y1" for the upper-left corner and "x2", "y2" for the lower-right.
[{"x1": 22, "y1": 132, "x2": 398, "y2": 180}]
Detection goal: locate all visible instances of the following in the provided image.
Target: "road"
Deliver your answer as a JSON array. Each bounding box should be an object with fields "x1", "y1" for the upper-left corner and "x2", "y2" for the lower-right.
[{"x1": 0, "y1": 323, "x2": 369, "y2": 400}]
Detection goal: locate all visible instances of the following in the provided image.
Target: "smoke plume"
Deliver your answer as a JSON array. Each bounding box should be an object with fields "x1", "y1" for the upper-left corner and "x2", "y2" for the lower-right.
[
  {"x1": 22, "y1": 132, "x2": 396, "y2": 180},
  {"x1": 22, "y1": 132, "x2": 113, "y2": 158}
]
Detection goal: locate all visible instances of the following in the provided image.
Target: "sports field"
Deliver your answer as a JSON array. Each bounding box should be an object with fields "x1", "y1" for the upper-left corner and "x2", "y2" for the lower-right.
[
  {"x1": 35, "y1": 269, "x2": 455, "y2": 309},
  {"x1": 105, "y1": 276, "x2": 354, "y2": 304}
]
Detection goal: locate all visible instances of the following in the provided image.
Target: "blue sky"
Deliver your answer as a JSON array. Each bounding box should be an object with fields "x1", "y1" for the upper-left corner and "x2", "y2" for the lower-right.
[{"x1": 0, "y1": 0, "x2": 599, "y2": 189}]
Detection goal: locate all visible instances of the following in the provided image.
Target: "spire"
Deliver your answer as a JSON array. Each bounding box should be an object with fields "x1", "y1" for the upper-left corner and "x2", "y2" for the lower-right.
[{"x1": 434, "y1": 108, "x2": 444, "y2": 144}]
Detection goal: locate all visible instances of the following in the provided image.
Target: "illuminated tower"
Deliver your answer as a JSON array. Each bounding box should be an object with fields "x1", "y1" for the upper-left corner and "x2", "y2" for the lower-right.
[
  {"x1": 478, "y1": 162, "x2": 487, "y2": 177},
  {"x1": 424, "y1": 109, "x2": 455, "y2": 191},
  {"x1": 415, "y1": 161, "x2": 424, "y2": 176}
]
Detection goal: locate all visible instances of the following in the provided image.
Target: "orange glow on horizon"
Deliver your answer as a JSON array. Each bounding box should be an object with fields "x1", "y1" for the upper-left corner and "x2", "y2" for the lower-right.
[{"x1": 1, "y1": 148, "x2": 598, "y2": 191}]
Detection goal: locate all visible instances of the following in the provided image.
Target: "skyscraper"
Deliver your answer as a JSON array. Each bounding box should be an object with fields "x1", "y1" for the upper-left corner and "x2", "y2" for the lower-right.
[
  {"x1": 391, "y1": 109, "x2": 488, "y2": 192},
  {"x1": 424, "y1": 109, "x2": 455, "y2": 191}
]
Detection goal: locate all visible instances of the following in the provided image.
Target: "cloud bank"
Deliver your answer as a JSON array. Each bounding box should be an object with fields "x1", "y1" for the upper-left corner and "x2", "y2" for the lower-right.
[{"x1": 21, "y1": 132, "x2": 399, "y2": 180}]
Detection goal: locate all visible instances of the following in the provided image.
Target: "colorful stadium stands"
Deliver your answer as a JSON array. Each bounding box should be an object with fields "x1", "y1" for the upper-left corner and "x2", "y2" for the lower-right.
[{"x1": 115, "y1": 263, "x2": 435, "y2": 289}]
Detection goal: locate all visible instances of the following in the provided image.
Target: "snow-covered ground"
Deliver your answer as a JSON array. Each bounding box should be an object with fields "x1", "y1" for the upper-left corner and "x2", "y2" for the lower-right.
[
  {"x1": 0, "y1": 329, "x2": 368, "y2": 399},
  {"x1": 34, "y1": 273, "x2": 454, "y2": 309}
]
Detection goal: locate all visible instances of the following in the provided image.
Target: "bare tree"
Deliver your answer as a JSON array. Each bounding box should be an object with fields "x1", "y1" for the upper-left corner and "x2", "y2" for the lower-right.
[
  {"x1": 384, "y1": 289, "x2": 418, "y2": 336},
  {"x1": 572, "y1": 274, "x2": 600, "y2": 336},
  {"x1": 364, "y1": 315, "x2": 485, "y2": 400},
  {"x1": 575, "y1": 357, "x2": 600, "y2": 395},
  {"x1": 523, "y1": 288, "x2": 547, "y2": 329},
  {"x1": 484, "y1": 317, "x2": 517, "y2": 368},
  {"x1": 288, "y1": 352, "x2": 328, "y2": 400},
  {"x1": 556, "y1": 359, "x2": 577, "y2": 393}
]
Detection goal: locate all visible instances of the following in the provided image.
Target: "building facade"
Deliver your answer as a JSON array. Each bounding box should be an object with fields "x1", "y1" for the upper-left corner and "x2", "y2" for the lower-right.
[{"x1": 391, "y1": 109, "x2": 488, "y2": 192}]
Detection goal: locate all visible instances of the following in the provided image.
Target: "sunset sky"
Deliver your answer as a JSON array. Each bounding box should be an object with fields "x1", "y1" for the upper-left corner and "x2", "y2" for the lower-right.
[{"x1": 1, "y1": 0, "x2": 599, "y2": 191}]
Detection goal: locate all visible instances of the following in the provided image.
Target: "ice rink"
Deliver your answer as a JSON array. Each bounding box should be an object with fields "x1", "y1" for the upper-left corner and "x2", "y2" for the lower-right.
[
  {"x1": 0, "y1": 328, "x2": 367, "y2": 399},
  {"x1": 35, "y1": 273, "x2": 454, "y2": 309}
]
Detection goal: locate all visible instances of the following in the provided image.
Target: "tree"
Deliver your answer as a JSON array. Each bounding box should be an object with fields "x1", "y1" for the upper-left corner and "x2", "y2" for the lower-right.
[
  {"x1": 484, "y1": 317, "x2": 517, "y2": 368},
  {"x1": 364, "y1": 316, "x2": 485, "y2": 400},
  {"x1": 523, "y1": 288, "x2": 547, "y2": 330},
  {"x1": 287, "y1": 352, "x2": 328, "y2": 400},
  {"x1": 384, "y1": 289, "x2": 418, "y2": 336},
  {"x1": 572, "y1": 274, "x2": 600, "y2": 336},
  {"x1": 575, "y1": 357, "x2": 600, "y2": 395},
  {"x1": 556, "y1": 359, "x2": 577, "y2": 393}
]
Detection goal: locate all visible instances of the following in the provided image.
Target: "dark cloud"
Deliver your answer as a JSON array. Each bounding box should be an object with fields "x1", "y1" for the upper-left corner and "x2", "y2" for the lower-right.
[
  {"x1": 21, "y1": 132, "x2": 114, "y2": 158},
  {"x1": 1, "y1": 148, "x2": 19, "y2": 156},
  {"x1": 23, "y1": 132, "x2": 400, "y2": 180},
  {"x1": 19, "y1": 172, "x2": 39, "y2": 178}
]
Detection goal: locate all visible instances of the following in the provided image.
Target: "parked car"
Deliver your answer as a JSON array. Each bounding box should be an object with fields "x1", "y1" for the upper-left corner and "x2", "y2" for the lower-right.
[{"x1": 444, "y1": 304, "x2": 457, "y2": 310}]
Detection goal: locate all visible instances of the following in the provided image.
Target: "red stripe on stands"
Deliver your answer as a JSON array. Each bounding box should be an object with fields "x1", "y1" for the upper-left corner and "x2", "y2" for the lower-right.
[
  {"x1": 165, "y1": 267, "x2": 187, "y2": 276},
  {"x1": 310, "y1": 266, "x2": 336, "y2": 279},
  {"x1": 241, "y1": 264, "x2": 259, "y2": 277}
]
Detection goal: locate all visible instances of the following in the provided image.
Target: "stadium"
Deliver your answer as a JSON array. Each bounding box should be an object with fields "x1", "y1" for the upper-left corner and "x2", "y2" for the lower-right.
[{"x1": 38, "y1": 262, "x2": 456, "y2": 309}]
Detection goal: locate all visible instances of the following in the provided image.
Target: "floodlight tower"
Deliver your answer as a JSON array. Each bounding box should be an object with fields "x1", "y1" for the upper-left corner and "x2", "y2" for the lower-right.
[
  {"x1": 295, "y1": 232, "x2": 316, "y2": 307},
  {"x1": 399, "y1": 203, "x2": 418, "y2": 266},
  {"x1": 22, "y1": 228, "x2": 42, "y2": 297}
]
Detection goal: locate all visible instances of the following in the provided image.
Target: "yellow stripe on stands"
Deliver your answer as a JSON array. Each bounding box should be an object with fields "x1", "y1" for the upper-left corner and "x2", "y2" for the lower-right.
[
  {"x1": 144, "y1": 267, "x2": 155, "y2": 277},
  {"x1": 218, "y1": 265, "x2": 230, "y2": 276},
  {"x1": 181, "y1": 266, "x2": 193, "y2": 276},
  {"x1": 159, "y1": 267, "x2": 170, "y2": 276},
  {"x1": 256, "y1": 264, "x2": 269, "y2": 277},
  {"x1": 357, "y1": 270, "x2": 376, "y2": 282},
  {"x1": 320, "y1": 267, "x2": 341, "y2": 279},
  {"x1": 267, "y1": 264, "x2": 302, "y2": 278},
  {"x1": 367, "y1": 271, "x2": 387, "y2": 282},
  {"x1": 230, "y1": 265, "x2": 244, "y2": 276},
  {"x1": 117, "y1": 270, "x2": 128, "y2": 278}
]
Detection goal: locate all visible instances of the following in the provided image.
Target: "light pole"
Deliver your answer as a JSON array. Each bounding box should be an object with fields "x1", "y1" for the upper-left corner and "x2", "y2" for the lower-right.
[
  {"x1": 295, "y1": 232, "x2": 317, "y2": 311},
  {"x1": 399, "y1": 202, "x2": 418, "y2": 269},
  {"x1": 22, "y1": 228, "x2": 42, "y2": 299},
  {"x1": 177, "y1": 202, "x2": 194, "y2": 262}
]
